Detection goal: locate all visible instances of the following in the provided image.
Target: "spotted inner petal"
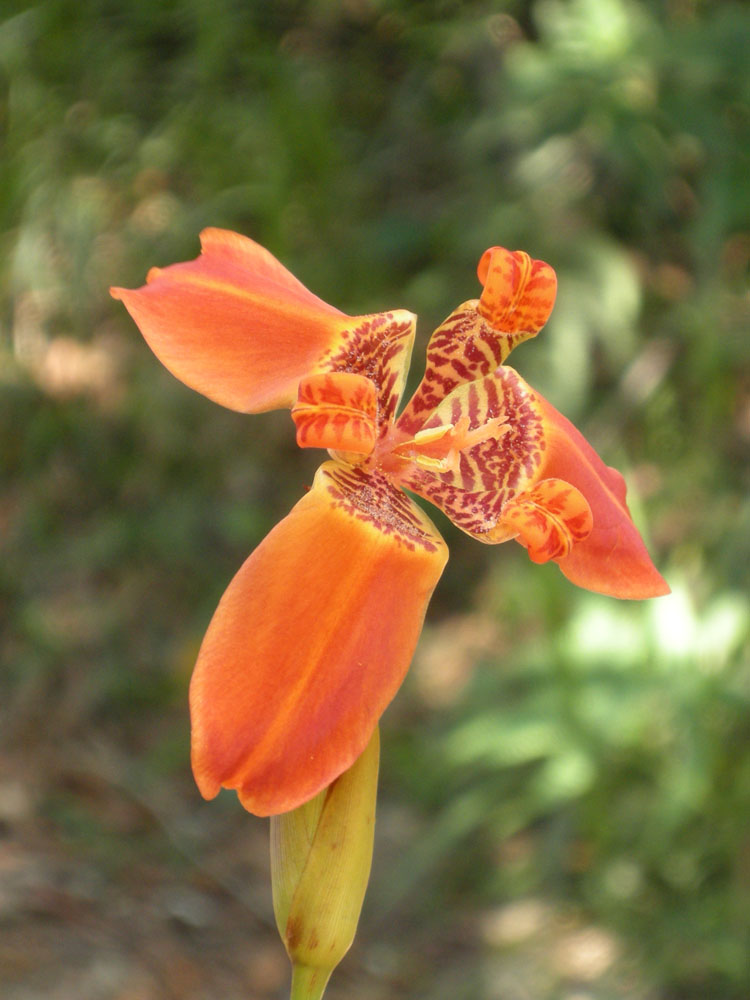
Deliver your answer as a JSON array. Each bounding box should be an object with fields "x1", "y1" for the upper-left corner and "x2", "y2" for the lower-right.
[
  {"x1": 324, "y1": 461, "x2": 445, "y2": 554},
  {"x1": 487, "y1": 478, "x2": 593, "y2": 562},
  {"x1": 390, "y1": 366, "x2": 545, "y2": 539},
  {"x1": 316, "y1": 310, "x2": 416, "y2": 434},
  {"x1": 292, "y1": 372, "x2": 378, "y2": 457},
  {"x1": 396, "y1": 304, "x2": 512, "y2": 429},
  {"x1": 398, "y1": 247, "x2": 557, "y2": 431}
]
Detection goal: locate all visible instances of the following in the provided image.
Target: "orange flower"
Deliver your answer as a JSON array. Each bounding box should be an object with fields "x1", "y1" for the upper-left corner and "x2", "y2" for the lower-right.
[{"x1": 112, "y1": 231, "x2": 668, "y2": 816}]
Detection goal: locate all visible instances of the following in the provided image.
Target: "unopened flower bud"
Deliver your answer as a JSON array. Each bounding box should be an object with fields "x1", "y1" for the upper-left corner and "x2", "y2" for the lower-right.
[{"x1": 270, "y1": 728, "x2": 380, "y2": 1000}]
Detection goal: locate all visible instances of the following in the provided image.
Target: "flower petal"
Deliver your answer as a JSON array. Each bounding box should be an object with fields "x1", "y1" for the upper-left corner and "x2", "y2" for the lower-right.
[
  {"x1": 321, "y1": 311, "x2": 416, "y2": 430},
  {"x1": 487, "y1": 478, "x2": 593, "y2": 562},
  {"x1": 477, "y1": 246, "x2": 557, "y2": 336},
  {"x1": 111, "y1": 228, "x2": 416, "y2": 416},
  {"x1": 111, "y1": 228, "x2": 349, "y2": 412},
  {"x1": 392, "y1": 362, "x2": 667, "y2": 599},
  {"x1": 398, "y1": 246, "x2": 556, "y2": 431},
  {"x1": 291, "y1": 372, "x2": 378, "y2": 457},
  {"x1": 189, "y1": 460, "x2": 448, "y2": 816},
  {"x1": 391, "y1": 367, "x2": 545, "y2": 538},
  {"x1": 534, "y1": 394, "x2": 669, "y2": 598}
]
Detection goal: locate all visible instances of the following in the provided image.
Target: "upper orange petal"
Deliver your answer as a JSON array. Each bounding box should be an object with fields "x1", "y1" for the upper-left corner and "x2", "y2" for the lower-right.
[
  {"x1": 112, "y1": 229, "x2": 416, "y2": 418},
  {"x1": 534, "y1": 393, "x2": 669, "y2": 599},
  {"x1": 111, "y1": 228, "x2": 354, "y2": 412},
  {"x1": 189, "y1": 460, "x2": 448, "y2": 816}
]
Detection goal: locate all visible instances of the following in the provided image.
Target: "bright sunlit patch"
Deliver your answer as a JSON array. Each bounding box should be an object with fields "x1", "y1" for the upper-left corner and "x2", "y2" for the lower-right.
[
  {"x1": 564, "y1": 599, "x2": 648, "y2": 668},
  {"x1": 648, "y1": 582, "x2": 748, "y2": 672}
]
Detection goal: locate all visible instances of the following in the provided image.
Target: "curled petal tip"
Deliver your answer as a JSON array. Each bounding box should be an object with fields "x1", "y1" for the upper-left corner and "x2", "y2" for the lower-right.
[
  {"x1": 292, "y1": 372, "x2": 378, "y2": 456},
  {"x1": 491, "y1": 479, "x2": 593, "y2": 563},
  {"x1": 477, "y1": 246, "x2": 557, "y2": 335}
]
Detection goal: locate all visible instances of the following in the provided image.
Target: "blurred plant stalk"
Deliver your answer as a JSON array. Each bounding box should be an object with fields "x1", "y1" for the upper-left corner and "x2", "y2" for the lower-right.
[{"x1": 271, "y1": 728, "x2": 380, "y2": 1000}]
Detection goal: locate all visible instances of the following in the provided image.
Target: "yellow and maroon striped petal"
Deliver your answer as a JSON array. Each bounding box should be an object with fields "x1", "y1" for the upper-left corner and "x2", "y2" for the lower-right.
[
  {"x1": 189, "y1": 460, "x2": 448, "y2": 817},
  {"x1": 111, "y1": 228, "x2": 416, "y2": 417},
  {"x1": 392, "y1": 362, "x2": 667, "y2": 598},
  {"x1": 391, "y1": 367, "x2": 545, "y2": 538},
  {"x1": 398, "y1": 247, "x2": 556, "y2": 431},
  {"x1": 319, "y1": 311, "x2": 416, "y2": 431}
]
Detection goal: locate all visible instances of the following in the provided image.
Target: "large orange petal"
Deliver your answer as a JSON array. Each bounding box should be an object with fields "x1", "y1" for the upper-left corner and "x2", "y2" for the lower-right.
[
  {"x1": 189, "y1": 460, "x2": 448, "y2": 816},
  {"x1": 111, "y1": 228, "x2": 350, "y2": 412},
  {"x1": 535, "y1": 394, "x2": 669, "y2": 599},
  {"x1": 111, "y1": 229, "x2": 416, "y2": 416}
]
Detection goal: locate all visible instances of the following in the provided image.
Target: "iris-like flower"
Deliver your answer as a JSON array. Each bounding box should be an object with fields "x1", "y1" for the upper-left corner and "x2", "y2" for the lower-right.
[{"x1": 111, "y1": 230, "x2": 668, "y2": 817}]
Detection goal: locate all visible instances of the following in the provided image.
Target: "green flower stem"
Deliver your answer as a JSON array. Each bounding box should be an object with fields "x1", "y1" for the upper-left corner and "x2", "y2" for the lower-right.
[{"x1": 290, "y1": 963, "x2": 331, "y2": 1000}]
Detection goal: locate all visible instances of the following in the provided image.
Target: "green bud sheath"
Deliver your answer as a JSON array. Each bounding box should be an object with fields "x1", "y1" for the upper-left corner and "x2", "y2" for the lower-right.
[{"x1": 270, "y1": 728, "x2": 380, "y2": 1000}]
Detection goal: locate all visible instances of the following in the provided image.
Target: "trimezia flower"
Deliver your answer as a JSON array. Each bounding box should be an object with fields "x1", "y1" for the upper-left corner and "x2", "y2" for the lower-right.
[{"x1": 112, "y1": 230, "x2": 668, "y2": 816}]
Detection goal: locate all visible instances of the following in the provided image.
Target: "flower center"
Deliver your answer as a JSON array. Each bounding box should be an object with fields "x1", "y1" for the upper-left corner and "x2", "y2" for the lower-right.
[{"x1": 381, "y1": 413, "x2": 510, "y2": 477}]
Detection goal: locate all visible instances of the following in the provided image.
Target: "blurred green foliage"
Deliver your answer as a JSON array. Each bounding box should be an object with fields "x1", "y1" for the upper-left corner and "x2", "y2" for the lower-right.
[{"x1": 2, "y1": 1, "x2": 749, "y2": 998}]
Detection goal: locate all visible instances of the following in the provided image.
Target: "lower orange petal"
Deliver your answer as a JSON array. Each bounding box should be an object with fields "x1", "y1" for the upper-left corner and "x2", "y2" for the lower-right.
[
  {"x1": 189, "y1": 461, "x2": 448, "y2": 816},
  {"x1": 536, "y1": 396, "x2": 669, "y2": 599}
]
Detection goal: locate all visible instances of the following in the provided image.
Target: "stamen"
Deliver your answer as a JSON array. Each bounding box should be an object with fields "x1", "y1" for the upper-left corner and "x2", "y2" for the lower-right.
[
  {"x1": 414, "y1": 424, "x2": 454, "y2": 445},
  {"x1": 392, "y1": 414, "x2": 510, "y2": 475},
  {"x1": 414, "y1": 454, "x2": 453, "y2": 472}
]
